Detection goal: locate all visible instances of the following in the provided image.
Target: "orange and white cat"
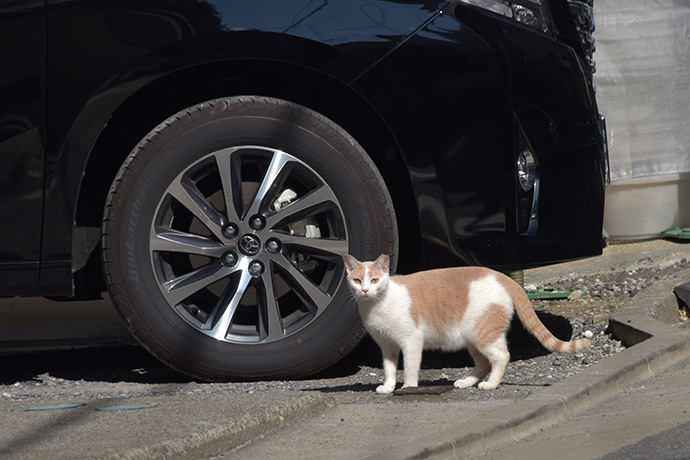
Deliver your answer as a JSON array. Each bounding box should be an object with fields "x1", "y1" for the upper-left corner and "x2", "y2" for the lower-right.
[{"x1": 343, "y1": 254, "x2": 590, "y2": 394}]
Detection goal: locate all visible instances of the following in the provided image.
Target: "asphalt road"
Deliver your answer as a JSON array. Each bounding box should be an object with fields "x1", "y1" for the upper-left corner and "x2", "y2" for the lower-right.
[{"x1": 599, "y1": 419, "x2": 690, "y2": 460}]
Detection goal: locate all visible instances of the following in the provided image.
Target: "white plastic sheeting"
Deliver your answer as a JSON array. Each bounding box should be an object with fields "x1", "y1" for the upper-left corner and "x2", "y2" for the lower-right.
[{"x1": 594, "y1": 0, "x2": 690, "y2": 182}]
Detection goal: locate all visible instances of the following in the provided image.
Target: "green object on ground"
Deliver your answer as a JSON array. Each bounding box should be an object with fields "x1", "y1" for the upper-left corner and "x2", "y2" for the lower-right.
[
  {"x1": 662, "y1": 227, "x2": 690, "y2": 240},
  {"x1": 525, "y1": 286, "x2": 587, "y2": 300}
]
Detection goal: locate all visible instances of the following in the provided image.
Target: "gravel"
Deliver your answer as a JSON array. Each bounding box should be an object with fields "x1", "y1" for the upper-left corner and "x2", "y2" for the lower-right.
[{"x1": 1, "y1": 253, "x2": 687, "y2": 406}]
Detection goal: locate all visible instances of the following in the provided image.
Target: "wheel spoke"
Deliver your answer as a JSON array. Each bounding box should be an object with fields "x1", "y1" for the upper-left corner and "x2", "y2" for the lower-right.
[
  {"x1": 273, "y1": 254, "x2": 331, "y2": 312},
  {"x1": 161, "y1": 262, "x2": 232, "y2": 306},
  {"x1": 213, "y1": 148, "x2": 242, "y2": 223},
  {"x1": 265, "y1": 185, "x2": 338, "y2": 230},
  {"x1": 204, "y1": 264, "x2": 253, "y2": 340},
  {"x1": 151, "y1": 227, "x2": 226, "y2": 257},
  {"x1": 278, "y1": 234, "x2": 348, "y2": 258},
  {"x1": 167, "y1": 175, "x2": 225, "y2": 240},
  {"x1": 259, "y1": 268, "x2": 285, "y2": 342},
  {"x1": 246, "y1": 150, "x2": 292, "y2": 218}
]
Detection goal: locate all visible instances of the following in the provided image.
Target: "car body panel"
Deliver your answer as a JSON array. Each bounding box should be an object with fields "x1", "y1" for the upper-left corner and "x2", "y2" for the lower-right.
[
  {"x1": 0, "y1": 3, "x2": 46, "y2": 295},
  {"x1": 351, "y1": 8, "x2": 511, "y2": 267},
  {"x1": 352, "y1": 4, "x2": 606, "y2": 268}
]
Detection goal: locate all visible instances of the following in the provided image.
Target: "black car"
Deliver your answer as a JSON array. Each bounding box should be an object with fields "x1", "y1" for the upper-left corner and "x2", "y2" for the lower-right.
[{"x1": 1, "y1": 0, "x2": 607, "y2": 380}]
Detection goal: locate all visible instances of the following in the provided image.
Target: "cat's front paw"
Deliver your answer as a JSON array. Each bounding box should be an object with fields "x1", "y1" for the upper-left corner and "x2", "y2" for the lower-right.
[{"x1": 376, "y1": 384, "x2": 395, "y2": 394}]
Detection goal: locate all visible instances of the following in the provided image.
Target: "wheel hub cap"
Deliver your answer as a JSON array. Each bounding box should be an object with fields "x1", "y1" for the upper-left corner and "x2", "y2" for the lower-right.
[{"x1": 238, "y1": 234, "x2": 261, "y2": 256}]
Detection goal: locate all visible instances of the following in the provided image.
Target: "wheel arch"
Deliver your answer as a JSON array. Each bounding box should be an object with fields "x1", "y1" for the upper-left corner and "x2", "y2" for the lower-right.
[{"x1": 73, "y1": 58, "x2": 422, "y2": 293}]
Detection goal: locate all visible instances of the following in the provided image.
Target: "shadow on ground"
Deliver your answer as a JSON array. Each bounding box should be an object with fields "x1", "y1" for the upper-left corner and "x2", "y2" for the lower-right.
[
  {"x1": 0, "y1": 345, "x2": 192, "y2": 385},
  {"x1": 311, "y1": 311, "x2": 574, "y2": 380},
  {"x1": 0, "y1": 312, "x2": 573, "y2": 386}
]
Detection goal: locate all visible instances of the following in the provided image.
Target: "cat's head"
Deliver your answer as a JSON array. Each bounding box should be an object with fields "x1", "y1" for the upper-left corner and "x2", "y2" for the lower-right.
[{"x1": 343, "y1": 254, "x2": 390, "y2": 300}]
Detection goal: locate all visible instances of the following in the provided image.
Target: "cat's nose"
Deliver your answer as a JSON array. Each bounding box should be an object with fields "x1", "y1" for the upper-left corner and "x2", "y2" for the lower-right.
[{"x1": 362, "y1": 288, "x2": 369, "y2": 293}]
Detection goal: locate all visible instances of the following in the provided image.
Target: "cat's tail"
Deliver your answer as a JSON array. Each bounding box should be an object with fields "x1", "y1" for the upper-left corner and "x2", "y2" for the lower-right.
[{"x1": 506, "y1": 277, "x2": 591, "y2": 353}]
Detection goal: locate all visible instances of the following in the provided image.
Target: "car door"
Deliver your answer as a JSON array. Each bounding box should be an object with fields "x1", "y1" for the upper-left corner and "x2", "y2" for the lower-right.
[{"x1": 0, "y1": 1, "x2": 46, "y2": 296}]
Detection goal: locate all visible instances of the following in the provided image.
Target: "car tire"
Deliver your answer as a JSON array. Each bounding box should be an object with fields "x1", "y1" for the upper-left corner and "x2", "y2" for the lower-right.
[{"x1": 101, "y1": 96, "x2": 398, "y2": 380}]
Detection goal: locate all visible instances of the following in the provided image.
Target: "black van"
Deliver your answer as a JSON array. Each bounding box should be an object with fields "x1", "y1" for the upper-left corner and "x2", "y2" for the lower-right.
[{"x1": 0, "y1": 0, "x2": 607, "y2": 380}]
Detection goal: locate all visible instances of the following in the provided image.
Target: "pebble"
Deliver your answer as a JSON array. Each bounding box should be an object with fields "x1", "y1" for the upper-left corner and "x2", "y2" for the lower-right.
[
  {"x1": 568, "y1": 290, "x2": 584, "y2": 300},
  {"x1": 593, "y1": 315, "x2": 609, "y2": 325}
]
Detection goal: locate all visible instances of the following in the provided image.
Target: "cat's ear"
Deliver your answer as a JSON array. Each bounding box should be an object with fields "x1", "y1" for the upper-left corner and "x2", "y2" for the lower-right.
[
  {"x1": 343, "y1": 254, "x2": 360, "y2": 274},
  {"x1": 374, "y1": 254, "x2": 390, "y2": 273}
]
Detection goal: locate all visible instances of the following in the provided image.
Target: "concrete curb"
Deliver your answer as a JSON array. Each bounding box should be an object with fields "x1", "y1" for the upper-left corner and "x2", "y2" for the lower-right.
[
  {"x1": 360, "y1": 277, "x2": 690, "y2": 459},
  {"x1": 105, "y1": 393, "x2": 335, "y2": 460}
]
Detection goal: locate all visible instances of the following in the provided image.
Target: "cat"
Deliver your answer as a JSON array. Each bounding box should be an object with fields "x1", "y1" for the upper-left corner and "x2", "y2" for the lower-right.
[{"x1": 343, "y1": 254, "x2": 591, "y2": 394}]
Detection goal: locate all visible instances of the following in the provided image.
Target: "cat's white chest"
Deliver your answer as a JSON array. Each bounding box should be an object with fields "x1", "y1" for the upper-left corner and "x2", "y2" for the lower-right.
[{"x1": 357, "y1": 280, "x2": 417, "y2": 342}]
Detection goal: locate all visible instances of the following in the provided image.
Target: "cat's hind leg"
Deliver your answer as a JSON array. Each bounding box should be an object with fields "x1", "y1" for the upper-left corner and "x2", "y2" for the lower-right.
[
  {"x1": 454, "y1": 344, "x2": 491, "y2": 389},
  {"x1": 476, "y1": 339, "x2": 510, "y2": 390}
]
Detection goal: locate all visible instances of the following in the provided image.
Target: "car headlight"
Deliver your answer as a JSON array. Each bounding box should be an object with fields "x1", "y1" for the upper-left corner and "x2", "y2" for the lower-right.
[{"x1": 452, "y1": 0, "x2": 551, "y2": 32}]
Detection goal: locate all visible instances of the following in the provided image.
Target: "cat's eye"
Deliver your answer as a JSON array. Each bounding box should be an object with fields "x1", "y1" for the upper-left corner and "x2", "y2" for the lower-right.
[
  {"x1": 353, "y1": 279, "x2": 361, "y2": 285},
  {"x1": 370, "y1": 278, "x2": 379, "y2": 284}
]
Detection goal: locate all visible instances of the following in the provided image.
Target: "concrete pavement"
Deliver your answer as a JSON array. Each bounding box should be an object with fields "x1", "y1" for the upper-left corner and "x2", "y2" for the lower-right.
[
  {"x1": 1, "y1": 392, "x2": 333, "y2": 460},
  {"x1": 3, "y1": 239, "x2": 690, "y2": 459}
]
